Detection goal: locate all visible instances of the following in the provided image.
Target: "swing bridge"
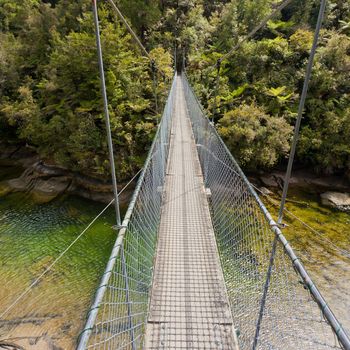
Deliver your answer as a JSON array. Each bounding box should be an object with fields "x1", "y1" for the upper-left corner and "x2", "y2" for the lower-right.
[{"x1": 0, "y1": 0, "x2": 350, "y2": 349}]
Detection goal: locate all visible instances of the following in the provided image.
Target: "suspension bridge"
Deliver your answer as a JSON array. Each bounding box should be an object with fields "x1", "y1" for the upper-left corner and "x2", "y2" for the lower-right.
[{"x1": 0, "y1": 0, "x2": 350, "y2": 349}]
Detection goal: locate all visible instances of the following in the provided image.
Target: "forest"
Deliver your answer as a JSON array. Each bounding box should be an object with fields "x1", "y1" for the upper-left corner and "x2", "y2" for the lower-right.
[{"x1": 0, "y1": 0, "x2": 349, "y2": 181}]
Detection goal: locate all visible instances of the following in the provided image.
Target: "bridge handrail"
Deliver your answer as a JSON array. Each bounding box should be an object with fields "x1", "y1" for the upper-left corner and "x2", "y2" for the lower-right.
[
  {"x1": 77, "y1": 73, "x2": 177, "y2": 350},
  {"x1": 182, "y1": 72, "x2": 350, "y2": 350}
]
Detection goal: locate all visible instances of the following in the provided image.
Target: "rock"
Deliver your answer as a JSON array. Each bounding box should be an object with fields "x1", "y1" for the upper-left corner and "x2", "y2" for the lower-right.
[
  {"x1": 310, "y1": 177, "x2": 349, "y2": 191},
  {"x1": 320, "y1": 191, "x2": 350, "y2": 211},
  {"x1": 260, "y1": 170, "x2": 350, "y2": 192},
  {"x1": 0, "y1": 181, "x2": 13, "y2": 197},
  {"x1": 260, "y1": 175, "x2": 278, "y2": 187},
  {"x1": 259, "y1": 186, "x2": 272, "y2": 196},
  {"x1": 0, "y1": 158, "x2": 136, "y2": 204},
  {"x1": 31, "y1": 176, "x2": 71, "y2": 203},
  {"x1": 7, "y1": 177, "x2": 28, "y2": 191},
  {"x1": 3, "y1": 172, "x2": 71, "y2": 203}
]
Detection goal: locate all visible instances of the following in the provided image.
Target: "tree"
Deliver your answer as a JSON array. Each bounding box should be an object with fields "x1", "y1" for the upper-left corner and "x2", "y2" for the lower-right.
[
  {"x1": 218, "y1": 103, "x2": 292, "y2": 169},
  {"x1": 0, "y1": 1, "x2": 173, "y2": 180}
]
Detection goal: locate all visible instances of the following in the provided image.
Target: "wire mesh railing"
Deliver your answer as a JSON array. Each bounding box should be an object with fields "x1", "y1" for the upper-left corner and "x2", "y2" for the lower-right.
[
  {"x1": 77, "y1": 75, "x2": 176, "y2": 350},
  {"x1": 182, "y1": 73, "x2": 350, "y2": 350}
]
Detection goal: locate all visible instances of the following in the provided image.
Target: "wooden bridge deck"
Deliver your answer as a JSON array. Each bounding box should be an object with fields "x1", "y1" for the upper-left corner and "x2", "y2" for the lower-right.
[{"x1": 145, "y1": 75, "x2": 239, "y2": 349}]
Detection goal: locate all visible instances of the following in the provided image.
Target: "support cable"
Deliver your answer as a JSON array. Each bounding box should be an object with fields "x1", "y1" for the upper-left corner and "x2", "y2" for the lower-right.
[
  {"x1": 105, "y1": 0, "x2": 150, "y2": 60},
  {"x1": 151, "y1": 60, "x2": 159, "y2": 115},
  {"x1": 252, "y1": 235, "x2": 278, "y2": 350},
  {"x1": 278, "y1": 0, "x2": 327, "y2": 224},
  {"x1": 93, "y1": 0, "x2": 121, "y2": 227},
  {"x1": 252, "y1": 185, "x2": 350, "y2": 259},
  {"x1": 204, "y1": 0, "x2": 293, "y2": 126},
  {"x1": 212, "y1": 60, "x2": 221, "y2": 124},
  {"x1": 214, "y1": 0, "x2": 293, "y2": 68},
  {"x1": 105, "y1": 0, "x2": 165, "y2": 77},
  {"x1": 121, "y1": 245, "x2": 136, "y2": 350},
  {"x1": 0, "y1": 167, "x2": 143, "y2": 319}
]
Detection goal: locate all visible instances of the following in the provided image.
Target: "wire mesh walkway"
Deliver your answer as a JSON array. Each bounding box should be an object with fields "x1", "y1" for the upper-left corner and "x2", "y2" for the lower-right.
[
  {"x1": 75, "y1": 74, "x2": 350, "y2": 350},
  {"x1": 2, "y1": 0, "x2": 350, "y2": 347},
  {"x1": 144, "y1": 76, "x2": 239, "y2": 349}
]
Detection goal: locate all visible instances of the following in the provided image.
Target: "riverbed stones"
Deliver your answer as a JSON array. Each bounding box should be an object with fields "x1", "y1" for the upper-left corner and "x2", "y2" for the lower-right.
[{"x1": 320, "y1": 191, "x2": 350, "y2": 211}]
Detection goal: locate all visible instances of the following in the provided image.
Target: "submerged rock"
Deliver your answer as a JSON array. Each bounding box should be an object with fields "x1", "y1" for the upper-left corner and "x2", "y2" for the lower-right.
[
  {"x1": 320, "y1": 191, "x2": 350, "y2": 211},
  {"x1": 0, "y1": 182, "x2": 12, "y2": 196}
]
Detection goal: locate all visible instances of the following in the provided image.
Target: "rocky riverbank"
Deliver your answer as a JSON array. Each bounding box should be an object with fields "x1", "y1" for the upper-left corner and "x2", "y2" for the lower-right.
[
  {"x1": 250, "y1": 169, "x2": 350, "y2": 212},
  {"x1": 0, "y1": 145, "x2": 134, "y2": 204},
  {"x1": 2, "y1": 144, "x2": 350, "y2": 211}
]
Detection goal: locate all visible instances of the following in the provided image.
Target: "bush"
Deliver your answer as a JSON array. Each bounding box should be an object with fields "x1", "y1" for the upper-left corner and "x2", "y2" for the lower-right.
[{"x1": 218, "y1": 103, "x2": 292, "y2": 170}]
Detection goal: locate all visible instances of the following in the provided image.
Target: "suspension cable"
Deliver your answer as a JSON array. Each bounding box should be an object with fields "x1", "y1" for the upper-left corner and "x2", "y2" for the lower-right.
[
  {"x1": 93, "y1": 0, "x2": 121, "y2": 226},
  {"x1": 0, "y1": 167, "x2": 143, "y2": 319},
  {"x1": 253, "y1": 185, "x2": 350, "y2": 259},
  {"x1": 252, "y1": 1, "x2": 327, "y2": 344},
  {"x1": 214, "y1": 0, "x2": 293, "y2": 67},
  {"x1": 105, "y1": 0, "x2": 165, "y2": 77},
  {"x1": 151, "y1": 60, "x2": 159, "y2": 115},
  {"x1": 278, "y1": 0, "x2": 327, "y2": 224},
  {"x1": 212, "y1": 60, "x2": 221, "y2": 124},
  {"x1": 204, "y1": 0, "x2": 293, "y2": 124}
]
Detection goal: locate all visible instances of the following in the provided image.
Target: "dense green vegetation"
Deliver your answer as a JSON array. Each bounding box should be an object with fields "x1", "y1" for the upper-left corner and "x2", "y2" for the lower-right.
[
  {"x1": 0, "y1": 0, "x2": 172, "y2": 180},
  {"x1": 1, "y1": 0, "x2": 350, "y2": 179},
  {"x1": 184, "y1": 0, "x2": 350, "y2": 174}
]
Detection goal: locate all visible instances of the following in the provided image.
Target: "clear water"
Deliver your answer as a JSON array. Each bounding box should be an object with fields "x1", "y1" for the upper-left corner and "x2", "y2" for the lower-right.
[
  {"x1": 264, "y1": 187, "x2": 350, "y2": 337},
  {"x1": 0, "y1": 162, "x2": 118, "y2": 348},
  {"x1": 0, "y1": 161, "x2": 349, "y2": 347}
]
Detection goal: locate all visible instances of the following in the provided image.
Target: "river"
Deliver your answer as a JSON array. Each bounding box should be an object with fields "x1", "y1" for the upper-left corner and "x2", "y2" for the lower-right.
[
  {"x1": 263, "y1": 187, "x2": 350, "y2": 338},
  {"x1": 0, "y1": 161, "x2": 349, "y2": 348},
  {"x1": 0, "y1": 161, "x2": 117, "y2": 349}
]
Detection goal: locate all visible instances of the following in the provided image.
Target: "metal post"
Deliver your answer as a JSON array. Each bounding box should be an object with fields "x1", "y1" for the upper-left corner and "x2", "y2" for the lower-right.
[
  {"x1": 278, "y1": 0, "x2": 327, "y2": 224},
  {"x1": 92, "y1": 0, "x2": 121, "y2": 227},
  {"x1": 252, "y1": 236, "x2": 278, "y2": 350},
  {"x1": 121, "y1": 245, "x2": 136, "y2": 350}
]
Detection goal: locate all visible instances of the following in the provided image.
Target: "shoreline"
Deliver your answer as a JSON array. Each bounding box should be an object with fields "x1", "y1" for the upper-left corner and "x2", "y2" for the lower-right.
[
  {"x1": 2, "y1": 144, "x2": 350, "y2": 209},
  {"x1": 0, "y1": 145, "x2": 134, "y2": 205}
]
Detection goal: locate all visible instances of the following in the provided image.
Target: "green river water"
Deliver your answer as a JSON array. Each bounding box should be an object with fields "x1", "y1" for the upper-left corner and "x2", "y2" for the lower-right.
[
  {"x1": 0, "y1": 161, "x2": 349, "y2": 348},
  {"x1": 0, "y1": 161, "x2": 118, "y2": 348},
  {"x1": 264, "y1": 187, "x2": 350, "y2": 337}
]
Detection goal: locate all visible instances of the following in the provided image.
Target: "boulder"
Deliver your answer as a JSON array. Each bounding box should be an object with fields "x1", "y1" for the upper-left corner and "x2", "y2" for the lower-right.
[
  {"x1": 260, "y1": 175, "x2": 278, "y2": 187},
  {"x1": 320, "y1": 191, "x2": 350, "y2": 211},
  {"x1": 31, "y1": 177, "x2": 71, "y2": 203},
  {"x1": 0, "y1": 159, "x2": 135, "y2": 204}
]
